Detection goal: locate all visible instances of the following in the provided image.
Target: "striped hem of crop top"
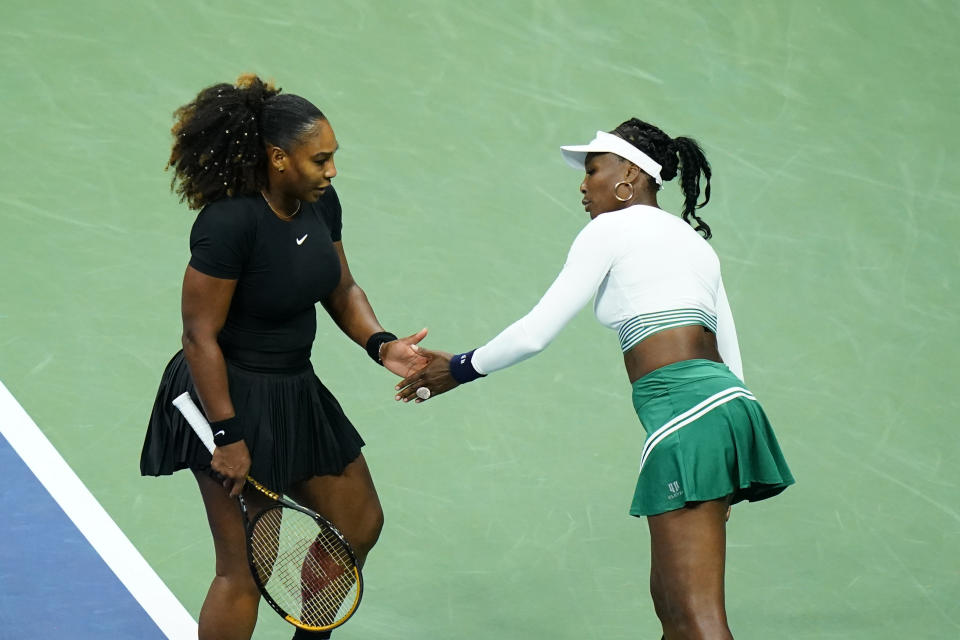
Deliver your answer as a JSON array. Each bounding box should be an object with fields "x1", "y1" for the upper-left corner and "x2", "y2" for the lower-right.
[{"x1": 617, "y1": 308, "x2": 718, "y2": 353}]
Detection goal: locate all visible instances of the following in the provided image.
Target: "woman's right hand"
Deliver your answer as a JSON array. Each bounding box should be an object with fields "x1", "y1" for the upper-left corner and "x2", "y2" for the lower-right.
[{"x1": 211, "y1": 440, "x2": 251, "y2": 497}]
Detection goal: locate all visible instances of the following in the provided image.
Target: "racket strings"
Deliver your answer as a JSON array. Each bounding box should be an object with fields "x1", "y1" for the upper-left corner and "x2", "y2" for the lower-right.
[{"x1": 248, "y1": 507, "x2": 358, "y2": 627}]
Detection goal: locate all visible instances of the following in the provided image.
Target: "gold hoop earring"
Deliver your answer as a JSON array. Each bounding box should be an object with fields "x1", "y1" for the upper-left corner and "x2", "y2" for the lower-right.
[
  {"x1": 277, "y1": 166, "x2": 285, "y2": 173},
  {"x1": 614, "y1": 181, "x2": 634, "y2": 202}
]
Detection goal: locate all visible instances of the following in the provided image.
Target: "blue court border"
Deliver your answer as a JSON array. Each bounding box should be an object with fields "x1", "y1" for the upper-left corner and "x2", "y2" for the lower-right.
[{"x1": 0, "y1": 381, "x2": 197, "y2": 639}]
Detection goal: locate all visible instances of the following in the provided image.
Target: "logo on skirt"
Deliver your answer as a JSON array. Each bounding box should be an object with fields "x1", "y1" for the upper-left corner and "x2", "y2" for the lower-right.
[{"x1": 667, "y1": 481, "x2": 683, "y2": 499}]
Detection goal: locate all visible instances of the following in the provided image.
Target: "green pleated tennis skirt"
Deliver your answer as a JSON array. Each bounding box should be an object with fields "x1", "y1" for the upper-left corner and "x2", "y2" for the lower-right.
[{"x1": 630, "y1": 359, "x2": 794, "y2": 516}]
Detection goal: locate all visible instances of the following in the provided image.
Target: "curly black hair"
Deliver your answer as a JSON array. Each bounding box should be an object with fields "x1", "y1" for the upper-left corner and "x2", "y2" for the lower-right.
[
  {"x1": 611, "y1": 118, "x2": 713, "y2": 239},
  {"x1": 167, "y1": 74, "x2": 325, "y2": 209}
]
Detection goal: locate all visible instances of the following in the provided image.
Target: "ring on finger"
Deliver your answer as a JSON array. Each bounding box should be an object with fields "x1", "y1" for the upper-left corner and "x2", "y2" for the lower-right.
[{"x1": 416, "y1": 387, "x2": 431, "y2": 400}]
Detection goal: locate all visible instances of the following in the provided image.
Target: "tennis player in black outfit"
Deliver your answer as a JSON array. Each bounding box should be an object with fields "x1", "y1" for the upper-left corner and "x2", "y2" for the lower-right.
[{"x1": 141, "y1": 74, "x2": 427, "y2": 640}]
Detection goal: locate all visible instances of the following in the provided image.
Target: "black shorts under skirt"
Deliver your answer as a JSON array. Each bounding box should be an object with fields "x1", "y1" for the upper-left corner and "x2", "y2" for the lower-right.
[{"x1": 140, "y1": 350, "x2": 364, "y2": 493}]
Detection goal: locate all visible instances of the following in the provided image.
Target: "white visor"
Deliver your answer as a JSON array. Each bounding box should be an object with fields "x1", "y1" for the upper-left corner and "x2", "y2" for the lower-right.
[{"x1": 560, "y1": 130, "x2": 663, "y2": 187}]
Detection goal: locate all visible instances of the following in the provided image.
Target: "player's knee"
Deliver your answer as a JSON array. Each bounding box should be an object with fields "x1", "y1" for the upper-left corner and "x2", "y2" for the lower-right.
[
  {"x1": 677, "y1": 614, "x2": 731, "y2": 640},
  {"x1": 355, "y1": 502, "x2": 384, "y2": 554},
  {"x1": 650, "y1": 579, "x2": 679, "y2": 626},
  {"x1": 652, "y1": 593, "x2": 729, "y2": 640},
  {"x1": 212, "y1": 568, "x2": 260, "y2": 599}
]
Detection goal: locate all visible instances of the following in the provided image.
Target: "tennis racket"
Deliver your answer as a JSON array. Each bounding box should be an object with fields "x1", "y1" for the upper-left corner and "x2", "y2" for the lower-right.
[{"x1": 172, "y1": 392, "x2": 363, "y2": 632}]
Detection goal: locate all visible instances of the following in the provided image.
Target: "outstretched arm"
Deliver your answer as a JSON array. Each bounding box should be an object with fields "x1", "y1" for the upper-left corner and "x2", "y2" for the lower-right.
[
  {"x1": 322, "y1": 241, "x2": 429, "y2": 376},
  {"x1": 471, "y1": 218, "x2": 617, "y2": 374},
  {"x1": 397, "y1": 219, "x2": 619, "y2": 402}
]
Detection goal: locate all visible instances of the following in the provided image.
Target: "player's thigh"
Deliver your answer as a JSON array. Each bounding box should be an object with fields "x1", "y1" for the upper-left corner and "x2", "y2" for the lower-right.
[
  {"x1": 193, "y1": 469, "x2": 273, "y2": 576},
  {"x1": 647, "y1": 497, "x2": 730, "y2": 609},
  {"x1": 287, "y1": 454, "x2": 383, "y2": 537}
]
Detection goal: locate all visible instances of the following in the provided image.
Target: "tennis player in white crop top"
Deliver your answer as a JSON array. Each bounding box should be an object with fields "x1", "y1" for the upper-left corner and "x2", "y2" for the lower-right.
[
  {"x1": 396, "y1": 119, "x2": 794, "y2": 639},
  {"x1": 468, "y1": 202, "x2": 744, "y2": 381}
]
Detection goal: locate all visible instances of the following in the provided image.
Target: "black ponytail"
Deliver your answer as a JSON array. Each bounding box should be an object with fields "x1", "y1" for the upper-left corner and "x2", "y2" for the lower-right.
[
  {"x1": 167, "y1": 74, "x2": 325, "y2": 210},
  {"x1": 612, "y1": 118, "x2": 713, "y2": 239},
  {"x1": 671, "y1": 136, "x2": 712, "y2": 240}
]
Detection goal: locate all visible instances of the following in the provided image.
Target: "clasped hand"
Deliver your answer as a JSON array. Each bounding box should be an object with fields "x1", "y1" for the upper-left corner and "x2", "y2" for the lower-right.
[{"x1": 394, "y1": 347, "x2": 460, "y2": 403}]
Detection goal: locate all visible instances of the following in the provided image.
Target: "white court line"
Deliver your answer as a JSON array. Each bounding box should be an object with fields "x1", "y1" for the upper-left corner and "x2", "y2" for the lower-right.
[{"x1": 0, "y1": 380, "x2": 198, "y2": 639}]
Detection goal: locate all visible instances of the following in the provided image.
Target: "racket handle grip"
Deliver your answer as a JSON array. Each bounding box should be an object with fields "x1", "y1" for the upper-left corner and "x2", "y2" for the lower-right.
[{"x1": 172, "y1": 392, "x2": 216, "y2": 454}]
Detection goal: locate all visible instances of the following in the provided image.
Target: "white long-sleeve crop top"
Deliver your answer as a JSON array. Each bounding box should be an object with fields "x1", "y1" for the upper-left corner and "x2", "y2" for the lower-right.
[{"x1": 471, "y1": 205, "x2": 744, "y2": 381}]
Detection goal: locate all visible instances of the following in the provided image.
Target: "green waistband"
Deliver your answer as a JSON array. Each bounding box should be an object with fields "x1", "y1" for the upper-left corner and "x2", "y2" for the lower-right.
[{"x1": 631, "y1": 359, "x2": 740, "y2": 408}]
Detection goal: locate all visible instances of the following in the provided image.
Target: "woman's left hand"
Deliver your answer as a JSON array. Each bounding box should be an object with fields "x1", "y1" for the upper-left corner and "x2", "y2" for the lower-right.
[
  {"x1": 381, "y1": 328, "x2": 430, "y2": 377},
  {"x1": 395, "y1": 348, "x2": 459, "y2": 403}
]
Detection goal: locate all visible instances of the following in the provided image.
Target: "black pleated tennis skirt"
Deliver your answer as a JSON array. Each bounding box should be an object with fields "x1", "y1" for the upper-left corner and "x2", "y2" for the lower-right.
[{"x1": 140, "y1": 350, "x2": 364, "y2": 493}]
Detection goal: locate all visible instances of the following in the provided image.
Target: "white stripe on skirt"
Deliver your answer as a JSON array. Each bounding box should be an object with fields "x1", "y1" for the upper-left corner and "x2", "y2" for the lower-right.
[{"x1": 638, "y1": 386, "x2": 756, "y2": 473}]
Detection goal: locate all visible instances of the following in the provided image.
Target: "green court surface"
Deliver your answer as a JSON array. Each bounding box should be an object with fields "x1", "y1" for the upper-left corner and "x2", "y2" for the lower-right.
[{"x1": 2, "y1": 1, "x2": 958, "y2": 638}]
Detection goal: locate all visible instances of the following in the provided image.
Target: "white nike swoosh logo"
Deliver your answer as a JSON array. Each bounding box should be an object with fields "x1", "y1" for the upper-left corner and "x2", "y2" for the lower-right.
[
  {"x1": 214, "y1": 430, "x2": 225, "y2": 437},
  {"x1": 296, "y1": 234, "x2": 308, "y2": 245}
]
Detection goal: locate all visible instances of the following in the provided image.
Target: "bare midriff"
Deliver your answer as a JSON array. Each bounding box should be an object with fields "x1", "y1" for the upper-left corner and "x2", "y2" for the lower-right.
[{"x1": 624, "y1": 324, "x2": 722, "y2": 384}]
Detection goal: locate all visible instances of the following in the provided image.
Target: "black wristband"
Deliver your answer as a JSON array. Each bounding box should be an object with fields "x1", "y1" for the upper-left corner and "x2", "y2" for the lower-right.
[
  {"x1": 365, "y1": 331, "x2": 398, "y2": 365},
  {"x1": 449, "y1": 349, "x2": 486, "y2": 384},
  {"x1": 210, "y1": 416, "x2": 244, "y2": 447}
]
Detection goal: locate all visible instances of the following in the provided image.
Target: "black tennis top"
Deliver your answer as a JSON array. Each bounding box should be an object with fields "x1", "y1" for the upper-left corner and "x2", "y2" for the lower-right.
[{"x1": 188, "y1": 188, "x2": 343, "y2": 363}]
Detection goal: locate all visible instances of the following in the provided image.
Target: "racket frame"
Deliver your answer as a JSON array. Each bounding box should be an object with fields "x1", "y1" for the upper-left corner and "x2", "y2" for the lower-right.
[
  {"x1": 172, "y1": 392, "x2": 363, "y2": 631},
  {"x1": 239, "y1": 476, "x2": 363, "y2": 631}
]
